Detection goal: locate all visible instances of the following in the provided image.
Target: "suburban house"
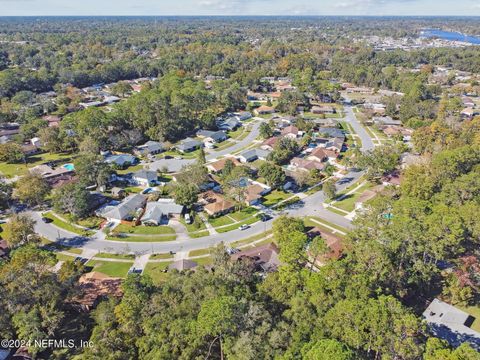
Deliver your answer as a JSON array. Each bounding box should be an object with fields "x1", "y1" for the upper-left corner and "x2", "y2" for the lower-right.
[
  {"x1": 199, "y1": 191, "x2": 235, "y2": 217},
  {"x1": 96, "y1": 193, "x2": 146, "y2": 222},
  {"x1": 317, "y1": 127, "x2": 344, "y2": 139},
  {"x1": 245, "y1": 181, "x2": 272, "y2": 205},
  {"x1": 355, "y1": 185, "x2": 384, "y2": 210},
  {"x1": 111, "y1": 187, "x2": 126, "y2": 198},
  {"x1": 169, "y1": 259, "x2": 198, "y2": 271},
  {"x1": 197, "y1": 130, "x2": 228, "y2": 143},
  {"x1": 423, "y1": 298, "x2": 480, "y2": 350},
  {"x1": 132, "y1": 169, "x2": 158, "y2": 187},
  {"x1": 289, "y1": 157, "x2": 325, "y2": 172},
  {"x1": 373, "y1": 116, "x2": 402, "y2": 127},
  {"x1": 461, "y1": 107, "x2": 480, "y2": 119},
  {"x1": 219, "y1": 117, "x2": 241, "y2": 131},
  {"x1": 238, "y1": 148, "x2": 271, "y2": 163},
  {"x1": 325, "y1": 137, "x2": 344, "y2": 153},
  {"x1": 231, "y1": 243, "x2": 281, "y2": 273},
  {"x1": 311, "y1": 105, "x2": 336, "y2": 114},
  {"x1": 307, "y1": 147, "x2": 329, "y2": 162},
  {"x1": 104, "y1": 153, "x2": 138, "y2": 168},
  {"x1": 141, "y1": 199, "x2": 184, "y2": 226},
  {"x1": 235, "y1": 111, "x2": 252, "y2": 121},
  {"x1": 261, "y1": 136, "x2": 280, "y2": 151},
  {"x1": 176, "y1": 138, "x2": 203, "y2": 153},
  {"x1": 69, "y1": 272, "x2": 123, "y2": 312},
  {"x1": 254, "y1": 105, "x2": 275, "y2": 115},
  {"x1": 30, "y1": 164, "x2": 75, "y2": 187},
  {"x1": 281, "y1": 125, "x2": 300, "y2": 139},
  {"x1": 206, "y1": 157, "x2": 241, "y2": 174},
  {"x1": 306, "y1": 227, "x2": 344, "y2": 266},
  {"x1": 134, "y1": 141, "x2": 164, "y2": 157},
  {"x1": 43, "y1": 115, "x2": 61, "y2": 127}
]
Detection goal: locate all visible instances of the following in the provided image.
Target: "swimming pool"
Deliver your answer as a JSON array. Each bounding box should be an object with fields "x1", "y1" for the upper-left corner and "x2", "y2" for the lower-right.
[{"x1": 63, "y1": 163, "x2": 75, "y2": 171}]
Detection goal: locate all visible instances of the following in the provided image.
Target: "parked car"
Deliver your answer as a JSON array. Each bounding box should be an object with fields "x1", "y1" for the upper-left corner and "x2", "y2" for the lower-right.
[
  {"x1": 239, "y1": 224, "x2": 250, "y2": 231},
  {"x1": 184, "y1": 213, "x2": 192, "y2": 224},
  {"x1": 258, "y1": 213, "x2": 271, "y2": 222},
  {"x1": 41, "y1": 217, "x2": 53, "y2": 224}
]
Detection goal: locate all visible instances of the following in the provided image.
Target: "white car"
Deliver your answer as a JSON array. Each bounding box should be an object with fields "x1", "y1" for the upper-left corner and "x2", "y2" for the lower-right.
[
  {"x1": 184, "y1": 213, "x2": 192, "y2": 224},
  {"x1": 239, "y1": 224, "x2": 250, "y2": 231}
]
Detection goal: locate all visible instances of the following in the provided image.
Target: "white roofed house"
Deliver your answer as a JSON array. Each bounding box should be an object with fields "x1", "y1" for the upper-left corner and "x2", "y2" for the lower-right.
[
  {"x1": 423, "y1": 299, "x2": 480, "y2": 350},
  {"x1": 134, "y1": 141, "x2": 164, "y2": 157},
  {"x1": 132, "y1": 169, "x2": 158, "y2": 187},
  {"x1": 237, "y1": 148, "x2": 271, "y2": 163},
  {"x1": 96, "y1": 194, "x2": 146, "y2": 222},
  {"x1": 141, "y1": 199, "x2": 184, "y2": 226}
]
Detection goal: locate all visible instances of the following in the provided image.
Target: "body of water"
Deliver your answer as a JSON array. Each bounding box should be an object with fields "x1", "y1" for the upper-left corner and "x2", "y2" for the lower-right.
[{"x1": 421, "y1": 29, "x2": 480, "y2": 45}]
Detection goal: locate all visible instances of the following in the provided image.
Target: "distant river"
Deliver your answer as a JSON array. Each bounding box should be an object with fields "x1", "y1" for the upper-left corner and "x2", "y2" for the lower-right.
[{"x1": 421, "y1": 29, "x2": 480, "y2": 45}]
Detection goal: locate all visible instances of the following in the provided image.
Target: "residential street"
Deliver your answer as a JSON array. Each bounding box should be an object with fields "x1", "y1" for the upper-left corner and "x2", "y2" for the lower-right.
[{"x1": 32, "y1": 107, "x2": 370, "y2": 255}]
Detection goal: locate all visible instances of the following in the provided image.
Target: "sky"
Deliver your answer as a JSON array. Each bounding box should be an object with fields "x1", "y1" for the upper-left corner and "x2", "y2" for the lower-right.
[{"x1": 1, "y1": 0, "x2": 480, "y2": 16}]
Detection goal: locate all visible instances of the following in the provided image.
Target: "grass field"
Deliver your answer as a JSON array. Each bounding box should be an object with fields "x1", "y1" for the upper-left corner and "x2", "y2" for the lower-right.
[
  {"x1": 332, "y1": 182, "x2": 374, "y2": 212},
  {"x1": 42, "y1": 213, "x2": 94, "y2": 236},
  {"x1": 208, "y1": 215, "x2": 235, "y2": 228},
  {"x1": 114, "y1": 224, "x2": 176, "y2": 235},
  {"x1": 229, "y1": 207, "x2": 258, "y2": 221},
  {"x1": 106, "y1": 234, "x2": 177, "y2": 242},
  {"x1": 215, "y1": 216, "x2": 259, "y2": 233},
  {"x1": 144, "y1": 262, "x2": 172, "y2": 284},
  {"x1": 116, "y1": 164, "x2": 144, "y2": 175},
  {"x1": 86, "y1": 260, "x2": 133, "y2": 278},
  {"x1": 262, "y1": 190, "x2": 292, "y2": 207},
  {"x1": 56, "y1": 253, "x2": 77, "y2": 262},
  {"x1": 304, "y1": 217, "x2": 348, "y2": 236},
  {"x1": 457, "y1": 304, "x2": 480, "y2": 332},
  {"x1": 94, "y1": 252, "x2": 136, "y2": 260},
  {"x1": 150, "y1": 253, "x2": 174, "y2": 260},
  {"x1": 189, "y1": 248, "x2": 214, "y2": 257}
]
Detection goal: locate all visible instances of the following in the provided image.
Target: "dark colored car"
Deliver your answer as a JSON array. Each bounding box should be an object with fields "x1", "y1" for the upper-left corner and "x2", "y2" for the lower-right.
[
  {"x1": 41, "y1": 217, "x2": 53, "y2": 223},
  {"x1": 258, "y1": 213, "x2": 272, "y2": 222}
]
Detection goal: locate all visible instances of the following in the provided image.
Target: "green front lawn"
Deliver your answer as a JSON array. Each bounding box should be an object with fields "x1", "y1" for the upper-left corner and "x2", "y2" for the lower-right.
[
  {"x1": 150, "y1": 253, "x2": 174, "y2": 260},
  {"x1": 106, "y1": 234, "x2": 177, "y2": 242},
  {"x1": 94, "y1": 252, "x2": 136, "y2": 260},
  {"x1": 86, "y1": 260, "x2": 133, "y2": 278},
  {"x1": 114, "y1": 224, "x2": 176, "y2": 235},
  {"x1": 333, "y1": 182, "x2": 375, "y2": 213},
  {"x1": 42, "y1": 213, "x2": 94, "y2": 236},
  {"x1": 116, "y1": 164, "x2": 144, "y2": 175},
  {"x1": 304, "y1": 217, "x2": 348, "y2": 236},
  {"x1": 208, "y1": 215, "x2": 235, "y2": 228},
  {"x1": 189, "y1": 248, "x2": 213, "y2": 257},
  {"x1": 215, "y1": 216, "x2": 259, "y2": 233},
  {"x1": 229, "y1": 207, "x2": 258, "y2": 222},
  {"x1": 144, "y1": 262, "x2": 172, "y2": 284},
  {"x1": 457, "y1": 304, "x2": 480, "y2": 332},
  {"x1": 56, "y1": 253, "x2": 77, "y2": 262},
  {"x1": 262, "y1": 190, "x2": 292, "y2": 207}
]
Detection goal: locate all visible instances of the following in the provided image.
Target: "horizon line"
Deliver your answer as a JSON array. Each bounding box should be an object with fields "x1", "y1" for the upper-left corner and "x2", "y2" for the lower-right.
[{"x1": 1, "y1": 15, "x2": 480, "y2": 18}]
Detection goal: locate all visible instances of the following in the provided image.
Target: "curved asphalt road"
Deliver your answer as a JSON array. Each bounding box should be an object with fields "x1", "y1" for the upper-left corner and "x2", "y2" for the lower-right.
[{"x1": 33, "y1": 107, "x2": 372, "y2": 255}]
